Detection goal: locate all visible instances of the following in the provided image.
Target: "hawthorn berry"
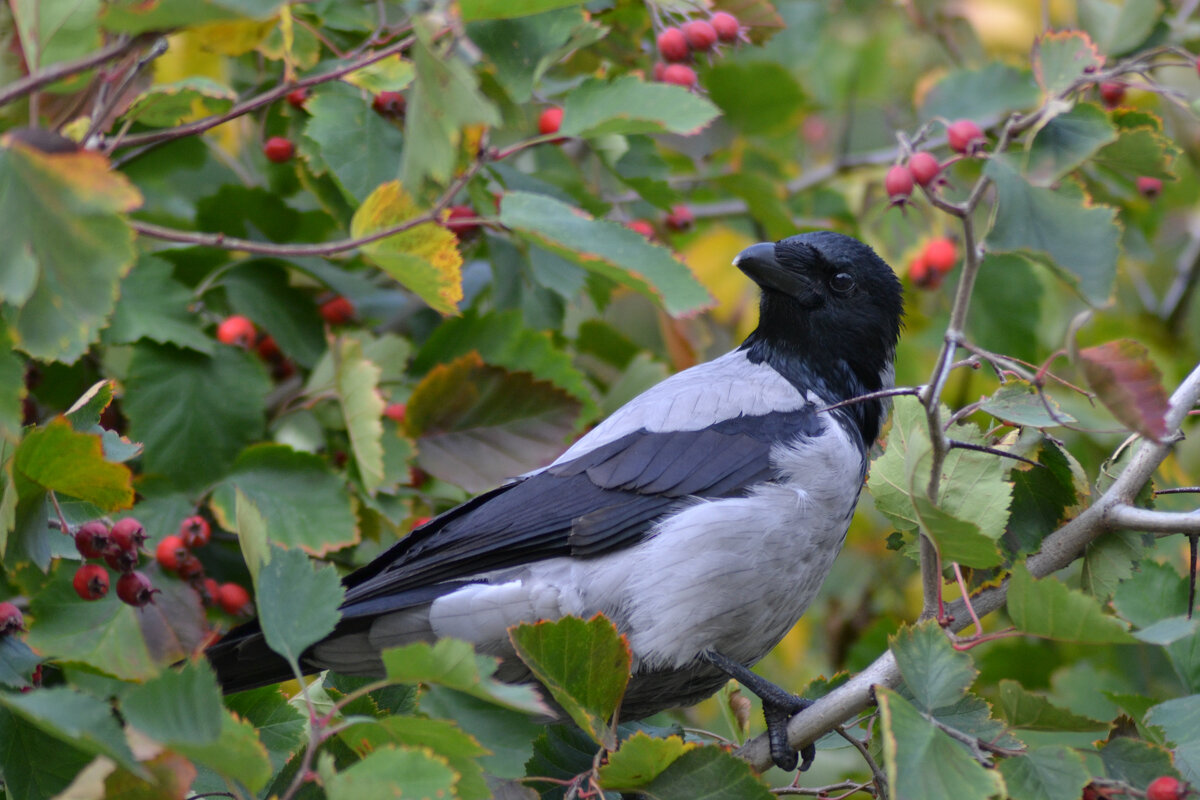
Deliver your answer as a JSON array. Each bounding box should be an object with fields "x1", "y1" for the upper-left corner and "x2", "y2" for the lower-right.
[
  {"x1": 0, "y1": 602, "x2": 24, "y2": 635},
  {"x1": 924, "y1": 237, "x2": 958, "y2": 274},
  {"x1": 180, "y1": 515, "x2": 211, "y2": 548},
  {"x1": 155, "y1": 535, "x2": 189, "y2": 572},
  {"x1": 372, "y1": 91, "x2": 405, "y2": 117},
  {"x1": 664, "y1": 204, "x2": 694, "y2": 232},
  {"x1": 74, "y1": 520, "x2": 110, "y2": 559},
  {"x1": 1146, "y1": 776, "x2": 1186, "y2": 800},
  {"x1": 73, "y1": 564, "x2": 110, "y2": 601},
  {"x1": 1137, "y1": 176, "x2": 1163, "y2": 198},
  {"x1": 412, "y1": 516, "x2": 433, "y2": 528},
  {"x1": 256, "y1": 335, "x2": 282, "y2": 362},
  {"x1": 217, "y1": 315, "x2": 256, "y2": 348},
  {"x1": 652, "y1": 62, "x2": 667, "y2": 81},
  {"x1": 103, "y1": 546, "x2": 139, "y2": 573},
  {"x1": 683, "y1": 20, "x2": 718, "y2": 52},
  {"x1": 262, "y1": 136, "x2": 294, "y2": 163},
  {"x1": 217, "y1": 583, "x2": 253, "y2": 616},
  {"x1": 109, "y1": 517, "x2": 147, "y2": 551},
  {"x1": 319, "y1": 296, "x2": 355, "y2": 325},
  {"x1": 884, "y1": 164, "x2": 914, "y2": 205},
  {"x1": 657, "y1": 27, "x2": 690, "y2": 62},
  {"x1": 947, "y1": 119, "x2": 986, "y2": 155},
  {"x1": 1098, "y1": 81, "x2": 1126, "y2": 108},
  {"x1": 384, "y1": 403, "x2": 406, "y2": 423},
  {"x1": 200, "y1": 577, "x2": 220, "y2": 606},
  {"x1": 908, "y1": 152, "x2": 942, "y2": 187},
  {"x1": 661, "y1": 63, "x2": 698, "y2": 88},
  {"x1": 538, "y1": 106, "x2": 565, "y2": 137},
  {"x1": 116, "y1": 571, "x2": 158, "y2": 608},
  {"x1": 625, "y1": 219, "x2": 656, "y2": 239},
  {"x1": 176, "y1": 554, "x2": 205, "y2": 580},
  {"x1": 444, "y1": 205, "x2": 478, "y2": 236},
  {"x1": 286, "y1": 88, "x2": 309, "y2": 109},
  {"x1": 711, "y1": 12, "x2": 741, "y2": 43},
  {"x1": 908, "y1": 254, "x2": 942, "y2": 290}
]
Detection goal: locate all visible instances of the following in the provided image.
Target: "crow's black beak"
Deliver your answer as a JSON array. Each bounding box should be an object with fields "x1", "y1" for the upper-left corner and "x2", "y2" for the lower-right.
[{"x1": 734, "y1": 242, "x2": 812, "y2": 298}]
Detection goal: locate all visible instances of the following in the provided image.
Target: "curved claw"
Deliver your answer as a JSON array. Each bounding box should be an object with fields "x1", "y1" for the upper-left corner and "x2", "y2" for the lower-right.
[{"x1": 764, "y1": 694, "x2": 813, "y2": 772}]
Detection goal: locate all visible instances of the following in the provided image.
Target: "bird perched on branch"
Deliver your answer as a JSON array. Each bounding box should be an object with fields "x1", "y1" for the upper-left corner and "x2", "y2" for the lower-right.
[{"x1": 208, "y1": 231, "x2": 904, "y2": 772}]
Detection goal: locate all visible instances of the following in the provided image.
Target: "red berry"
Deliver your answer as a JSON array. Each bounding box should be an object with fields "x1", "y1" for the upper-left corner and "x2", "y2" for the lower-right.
[
  {"x1": 73, "y1": 564, "x2": 109, "y2": 601},
  {"x1": 1146, "y1": 776, "x2": 1185, "y2": 800},
  {"x1": 0, "y1": 601, "x2": 24, "y2": 635},
  {"x1": 1099, "y1": 82, "x2": 1126, "y2": 108},
  {"x1": 682, "y1": 20, "x2": 718, "y2": 51},
  {"x1": 175, "y1": 554, "x2": 204, "y2": 580},
  {"x1": 1195, "y1": 56, "x2": 1200, "y2": 78},
  {"x1": 625, "y1": 219, "x2": 655, "y2": 239},
  {"x1": 412, "y1": 516, "x2": 433, "y2": 529},
  {"x1": 664, "y1": 204, "x2": 694, "y2": 232},
  {"x1": 908, "y1": 152, "x2": 942, "y2": 187},
  {"x1": 286, "y1": 88, "x2": 309, "y2": 109},
  {"x1": 657, "y1": 27, "x2": 690, "y2": 62},
  {"x1": 444, "y1": 205, "x2": 478, "y2": 236},
  {"x1": 538, "y1": 106, "x2": 564, "y2": 137},
  {"x1": 711, "y1": 12, "x2": 740, "y2": 43},
  {"x1": 652, "y1": 62, "x2": 667, "y2": 82},
  {"x1": 924, "y1": 237, "x2": 958, "y2": 274},
  {"x1": 217, "y1": 583, "x2": 253, "y2": 616},
  {"x1": 74, "y1": 521, "x2": 110, "y2": 559},
  {"x1": 180, "y1": 515, "x2": 211, "y2": 548},
  {"x1": 947, "y1": 119, "x2": 985, "y2": 155},
  {"x1": 110, "y1": 517, "x2": 147, "y2": 551},
  {"x1": 319, "y1": 296, "x2": 355, "y2": 325},
  {"x1": 384, "y1": 403, "x2": 406, "y2": 423},
  {"x1": 661, "y1": 63, "x2": 697, "y2": 88},
  {"x1": 262, "y1": 136, "x2": 294, "y2": 163},
  {"x1": 200, "y1": 577, "x2": 220, "y2": 606},
  {"x1": 103, "y1": 546, "x2": 139, "y2": 573},
  {"x1": 909, "y1": 255, "x2": 942, "y2": 290},
  {"x1": 217, "y1": 315, "x2": 256, "y2": 348},
  {"x1": 256, "y1": 335, "x2": 281, "y2": 362},
  {"x1": 884, "y1": 164, "x2": 914, "y2": 204},
  {"x1": 1137, "y1": 176, "x2": 1163, "y2": 198},
  {"x1": 116, "y1": 571, "x2": 158, "y2": 608},
  {"x1": 372, "y1": 91, "x2": 405, "y2": 117},
  {"x1": 155, "y1": 535, "x2": 189, "y2": 571}
]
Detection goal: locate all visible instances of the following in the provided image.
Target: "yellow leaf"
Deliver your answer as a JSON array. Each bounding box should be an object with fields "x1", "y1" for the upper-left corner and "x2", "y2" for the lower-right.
[
  {"x1": 351, "y1": 182, "x2": 464, "y2": 315},
  {"x1": 679, "y1": 225, "x2": 758, "y2": 339},
  {"x1": 189, "y1": 19, "x2": 277, "y2": 56},
  {"x1": 153, "y1": 32, "x2": 241, "y2": 154}
]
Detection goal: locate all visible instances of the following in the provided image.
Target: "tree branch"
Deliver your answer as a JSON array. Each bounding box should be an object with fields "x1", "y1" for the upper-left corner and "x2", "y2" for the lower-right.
[
  {"x1": 0, "y1": 34, "x2": 157, "y2": 108},
  {"x1": 1105, "y1": 504, "x2": 1200, "y2": 535}
]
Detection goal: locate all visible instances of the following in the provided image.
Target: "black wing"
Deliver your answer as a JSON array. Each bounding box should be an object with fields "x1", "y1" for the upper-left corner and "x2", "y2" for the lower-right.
[{"x1": 339, "y1": 407, "x2": 824, "y2": 617}]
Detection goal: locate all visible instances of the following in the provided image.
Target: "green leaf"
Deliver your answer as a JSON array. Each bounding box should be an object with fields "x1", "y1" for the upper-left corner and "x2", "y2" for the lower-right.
[
  {"x1": 122, "y1": 76, "x2": 236, "y2": 127},
  {"x1": 510, "y1": 615, "x2": 632, "y2": 748},
  {"x1": 877, "y1": 687, "x2": 1006, "y2": 800},
  {"x1": 120, "y1": 660, "x2": 223, "y2": 746},
  {"x1": 302, "y1": 82, "x2": 405, "y2": 202},
  {"x1": 704, "y1": 61, "x2": 804, "y2": 135},
  {"x1": 332, "y1": 336, "x2": 386, "y2": 494},
  {"x1": 1026, "y1": 103, "x2": 1116, "y2": 186},
  {"x1": 1078, "y1": 338, "x2": 1170, "y2": 441},
  {"x1": 173, "y1": 708, "x2": 274, "y2": 793},
  {"x1": 1146, "y1": 695, "x2": 1200, "y2": 783},
  {"x1": 997, "y1": 680, "x2": 1108, "y2": 730},
  {"x1": 1082, "y1": 531, "x2": 1144, "y2": 600},
  {"x1": 339, "y1": 716, "x2": 490, "y2": 800},
  {"x1": 715, "y1": 172, "x2": 796, "y2": 242},
  {"x1": 467, "y1": 8, "x2": 582, "y2": 103},
  {"x1": 100, "y1": 0, "x2": 284, "y2": 33},
  {"x1": 1032, "y1": 30, "x2": 1103, "y2": 96},
  {"x1": 105, "y1": 256, "x2": 213, "y2": 354},
  {"x1": 257, "y1": 544, "x2": 344, "y2": 665},
  {"x1": 124, "y1": 342, "x2": 269, "y2": 491},
  {"x1": 598, "y1": 731, "x2": 695, "y2": 790},
  {"x1": 635, "y1": 745, "x2": 773, "y2": 800},
  {"x1": 0, "y1": 636, "x2": 39, "y2": 689},
  {"x1": 930, "y1": 693, "x2": 1021, "y2": 749},
  {"x1": 420, "y1": 686, "x2": 543, "y2": 778},
  {"x1": 981, "y1": 380, "x2": 1075, "y2": 429},
  {"x1": 381, "y1": 638, "x2": 550, "y2": 715},
  {"x1": 984, "y1": 158, "x2": 1120, "y2": 306},
  {"x1": 912, "y1": 494, "x2": 1003, "y2": 568},
  {"x1": 401, "y1": 25, "x2": 500, "y2": 191},
  {"x1": 997, "y1": 746, "x2": 1090, "y2": 800},
  {"x1": 1133, "y1": 616, "x2": 1200, "y2": 645},
  {"x1": 969, "y1": 255, "x2": 1045, "y2": 364},
  {"x1": 323, "y1": 745, "x2": 458, "y2": 800},
  {"x1": 1112, "y1": 560, "x2": 1188, "y2": 628},
  {"x1": 223, "y1": 685, "x2": 307, "y2": 774},
  {"x1": 14, "y1": 417, "x2": 132, "y2": 511},
  {"x1": 461, "y1": 0, "x2": 584, "y2": 20},
  {"x1": 12, "y1": 0, "x2": 101, "y2": 77},
  {"x1": 1079, "y1": 0, "x2": 1163, "y2": 55},
  {"x1": 0, "y1": 320, "x2": 22, "y2": 444},
  {"x1": 1099, "y1": 736, "x2": 1178, "y2": 787},
  {"x1": 525, "y1": 723, "x2": 605, "y2": 791},
  {"x1": 223, "y1": 261, "x2": 325, "y2": 368},
  {"x1": 1005, "y1": 440, "x2": 1080, "y2": 557},
  {"x1": 1092, "y1": 123, "x2": 1179, "y2": 179},
  {"x1": 1007, "y1": 562, "x2": 1137, "y2": 643},
  {"x1": 412, "y1": 309, "x2": 597, "y2": 416},
  {"x1": 919, "y1": 63, "x2": 1039, "y2": 122},
  {"x1": 210, "y1": 444, "x2": 358, "y2": 555},
  {"x1": 342, "y1": 57, "x2": 415, "y2": 93},
  {"x1": 500, "y1": 191, "x2": 712, "y2": 316},
  {"x1": 0, "y1": 686, "x2": 140, "y2": 774},
  {"x1": 560, "y1": 75, "x2": 720, "y2": 138},
  {"x1": 196, "y1": 185, "x2": 333, "y2": 245},
  {"x1": 234, "y1": 486, "x2": 270, "y2": 588},
  {"x1": 0, "y1": 140, "x2": 140, "y2": 363},
  {"x1": 0, "y1": 705, "x2": 94, "y2": 800},
  {"x1": 890, "y1": 621, "x2": 978, "y2": 712}
]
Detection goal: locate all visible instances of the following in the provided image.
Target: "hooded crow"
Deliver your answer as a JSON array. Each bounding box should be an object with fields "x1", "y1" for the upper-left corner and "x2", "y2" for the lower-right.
[{"x1": 208, "y1": 231, "x2": 904, "y2": 771}]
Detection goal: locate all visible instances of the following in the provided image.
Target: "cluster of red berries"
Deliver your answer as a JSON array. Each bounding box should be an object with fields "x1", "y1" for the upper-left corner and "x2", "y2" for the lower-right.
[
  {"x1": 153, "y1": 516, "x2": 253, "y2": 616},
  {"x1": 652, "y1": 11, "x2": 744, "y2": 90},
  {"x1": 263, "y1": 87, "x2": 407, "y2": 165},
  {"x1": 908, "y1": 237, "x2": 958, "y2": 290},
  {"x1": 71, "y1": 518, "x2": 158, "y2": 607}
]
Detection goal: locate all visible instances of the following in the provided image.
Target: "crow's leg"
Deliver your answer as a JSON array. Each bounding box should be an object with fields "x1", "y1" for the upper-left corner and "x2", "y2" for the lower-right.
[{"x1": 702, "y1": 650, "x2": 815, "y2": 772}]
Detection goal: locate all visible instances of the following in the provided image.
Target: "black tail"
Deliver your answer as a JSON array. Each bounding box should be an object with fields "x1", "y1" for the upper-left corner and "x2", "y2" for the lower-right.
[{"x1": 206, "y1": 621, "x2": 300, "y2": 694}]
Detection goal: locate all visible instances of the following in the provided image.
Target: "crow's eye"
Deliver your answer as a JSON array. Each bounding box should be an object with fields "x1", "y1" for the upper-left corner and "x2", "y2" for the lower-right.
[{"x1": 830, "y1": 272, "x2": 855, "y2": 294}]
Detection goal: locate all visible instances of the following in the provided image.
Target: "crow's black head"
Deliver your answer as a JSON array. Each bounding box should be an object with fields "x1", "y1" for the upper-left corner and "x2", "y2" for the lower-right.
[{"x1": 736, "y1": 231, "x2": 904, "y2": 444}]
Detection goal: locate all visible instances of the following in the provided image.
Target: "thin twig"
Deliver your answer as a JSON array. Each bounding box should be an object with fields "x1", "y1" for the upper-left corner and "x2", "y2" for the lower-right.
[
  {"x1": 835, "y1": 725, "x2": 887, "y2": 795},
  {"x1": 0, "y1": 34, "x2": 156, "y2": 107}
]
